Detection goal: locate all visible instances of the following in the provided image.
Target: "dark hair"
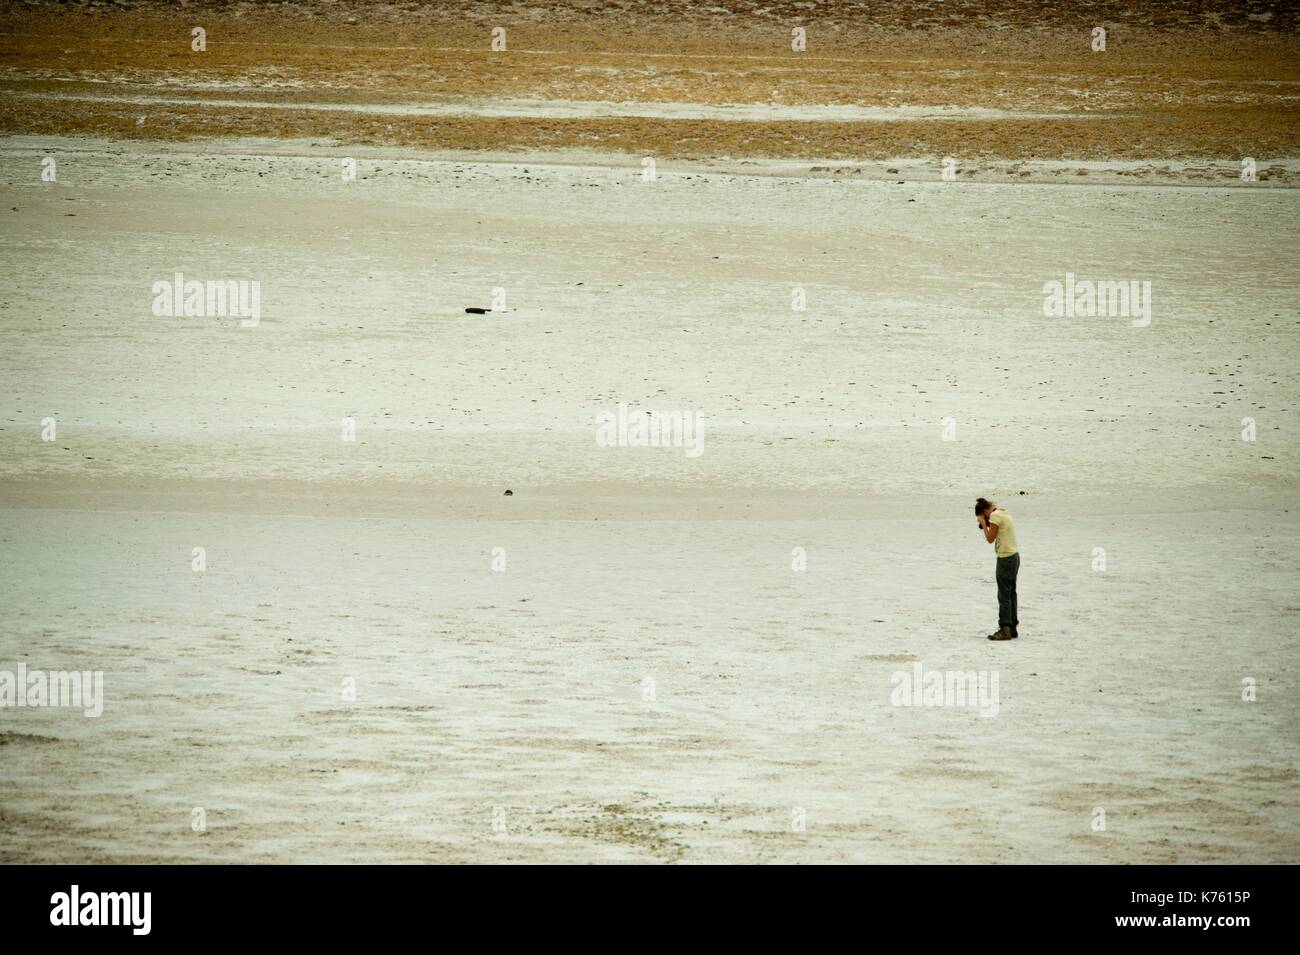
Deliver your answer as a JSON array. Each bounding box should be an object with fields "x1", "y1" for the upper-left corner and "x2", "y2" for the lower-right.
[{"x1": 974, "y1": 497, "x2": 993, "y2": 516}]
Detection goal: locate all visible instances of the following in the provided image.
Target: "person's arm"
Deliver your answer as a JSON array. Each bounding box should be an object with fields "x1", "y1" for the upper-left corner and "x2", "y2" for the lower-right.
[{"x1": 980, "y1": 513, "x2": 999, "y2": 544}]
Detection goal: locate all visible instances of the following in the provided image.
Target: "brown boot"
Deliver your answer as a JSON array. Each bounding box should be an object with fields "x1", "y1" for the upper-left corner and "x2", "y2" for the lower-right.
[{"x1": 988, "y1": 627, "x2": 1014, "y2": 640}]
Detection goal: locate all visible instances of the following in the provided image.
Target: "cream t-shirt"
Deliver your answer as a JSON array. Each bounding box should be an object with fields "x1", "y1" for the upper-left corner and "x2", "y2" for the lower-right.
[{"x1": 989, "y1": 508, "x2": 1019, "y2": 558}]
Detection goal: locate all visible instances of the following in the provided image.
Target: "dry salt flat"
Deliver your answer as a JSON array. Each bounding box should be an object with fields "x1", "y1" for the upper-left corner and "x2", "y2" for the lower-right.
[
  {"x1": 0, "y1": 90, "x2": 1105, "y2": 123},
  {"x1": 0, "y1": 137, "x2": 1297, "y2": 862}
]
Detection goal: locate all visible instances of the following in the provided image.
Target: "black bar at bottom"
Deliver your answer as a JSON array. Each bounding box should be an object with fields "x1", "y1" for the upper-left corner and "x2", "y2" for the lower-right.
[{"x1": 0, "y1": 864, "x2": 1288, "y2": 940}]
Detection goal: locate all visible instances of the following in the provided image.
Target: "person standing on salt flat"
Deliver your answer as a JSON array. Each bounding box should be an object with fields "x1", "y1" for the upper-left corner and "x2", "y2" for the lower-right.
[{"x1": 976, "y1": 497, "x2": 1020, "y2": 641}]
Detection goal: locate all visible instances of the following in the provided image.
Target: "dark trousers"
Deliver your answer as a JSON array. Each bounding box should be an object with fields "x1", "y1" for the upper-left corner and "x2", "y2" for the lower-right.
[{"x1": 996, "y1": 553, "x2": 1020, "y2": 629}]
